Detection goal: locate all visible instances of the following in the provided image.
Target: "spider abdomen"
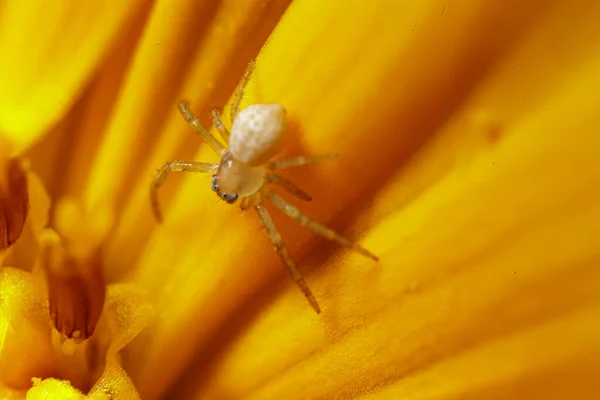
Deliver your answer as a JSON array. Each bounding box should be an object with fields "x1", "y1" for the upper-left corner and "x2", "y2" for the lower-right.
[{"x1": 229, "y1": 104, "x2": 286, "y2": 166}]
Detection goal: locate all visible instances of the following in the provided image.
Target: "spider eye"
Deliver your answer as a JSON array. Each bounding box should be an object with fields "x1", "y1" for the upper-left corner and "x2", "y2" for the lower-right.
[
  {"x1": 211, "y1": 175, "x2": 219, "y2": 192},
  {"x1": 221, "y1": 192, "x2": 238, "y2": 204}
]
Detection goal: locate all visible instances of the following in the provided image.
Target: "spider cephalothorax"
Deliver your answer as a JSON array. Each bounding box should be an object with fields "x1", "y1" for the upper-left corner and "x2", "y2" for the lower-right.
[
  {"x1": 150, "y1": 60, "x2": 378, "y2": 313},
  {"x1": 211, "y1": 150, "x2": 265, "y2": 204}
]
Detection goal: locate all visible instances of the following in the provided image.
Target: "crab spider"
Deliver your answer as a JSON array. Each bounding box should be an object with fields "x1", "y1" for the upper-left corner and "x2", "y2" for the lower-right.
[{"x1": 150, "y1": 60, "x2": 378, "y2": 313}]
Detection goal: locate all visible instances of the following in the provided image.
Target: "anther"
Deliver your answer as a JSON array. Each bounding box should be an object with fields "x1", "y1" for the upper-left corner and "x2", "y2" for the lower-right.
[
  {"x1": 40, "y1": 229, "x2": 106, "y2": 341},
  {"x1": 0, "y1": 158, "x2": 29, "y2": 250}
]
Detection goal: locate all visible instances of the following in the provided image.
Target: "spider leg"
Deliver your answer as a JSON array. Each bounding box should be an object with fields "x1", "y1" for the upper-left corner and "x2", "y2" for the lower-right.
[
  {"x1": 178, "y1": 101, "x2": 227, "y2": 156},
  {"x1": 150, "y1": 161, "x2": 218, "y2": 223},
  {"x1": 264, "y1": 189, "x2": 379, "y2": 261},
  {"x1": 210, "y1": 108, "x2": 230, "y2": 143},
  {"x1": 230, "y1": 59, "x2": 256, "y2": 122},
  {"x1": 267, "y1": 153, "x2": 339, "y2": 170},
  {"x1": 267, "y1": 173, "x2": 312, "y2": 201},
  {"x1": 252, "y1": 194, "x2": 321, "y2": 314}
]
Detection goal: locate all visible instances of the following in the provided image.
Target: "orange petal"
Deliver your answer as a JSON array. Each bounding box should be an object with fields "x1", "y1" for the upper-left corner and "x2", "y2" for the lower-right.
[
  {"x1": 127, "y1": 0, "x2": 600, "y2": 399},
  {"x1": 94, "y1": 0, "x2": 291, "y2": 281},
  {"x1": 79, "y1": 0, "x2": 289, "y2": 224},
  {"x1": 0, "y1": 384, "x2": 25, "y2": 400},
  {"x1": 174, "y1": 6, "x2": 600, "y2": 396},
  {"x1": 128, "y1": 0, "x2": 550, "y2": 396}
]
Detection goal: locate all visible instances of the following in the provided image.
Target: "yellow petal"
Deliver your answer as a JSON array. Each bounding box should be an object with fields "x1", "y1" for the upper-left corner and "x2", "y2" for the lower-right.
[
  {"x1": 88, "y1": 356, "x2": 140, "y2": 400},
  {"x1": 0, "y1": 268, "x2": 53, "y2": 390},
  {"x1": 78, "y1": 284, "x2": 152, "y2": 400},
  {"x1": 103, "y1": 283, "x2": 153, "y2": 354},
  {"x1": 0, "y1": 1, "x2": 145, "y2": 152}
]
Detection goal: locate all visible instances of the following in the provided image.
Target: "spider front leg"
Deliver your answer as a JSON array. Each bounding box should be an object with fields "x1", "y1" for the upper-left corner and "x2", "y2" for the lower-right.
[
  {"x1": 230, "y1": 59, "x2": 256, "y2": 122},
  {"x1": 264, "y1": 189, "x2": 379, "y2": 261},
  {"x1": 178, "y1": 101, "x2": 227, "y2": 156},
  {"x1": 210, "y1": 108, "x2": 230, "y2": 143},
  {"x1": 252, "y1": 194, "x2": 321, "y2": 314},
  {"x1": 150, "y1": 161, "x2": 217, "y2": 223}
]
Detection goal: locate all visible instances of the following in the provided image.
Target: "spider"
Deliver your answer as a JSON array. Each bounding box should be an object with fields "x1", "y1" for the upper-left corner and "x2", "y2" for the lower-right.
[{"x1": 150, "y1": 60, "x2": 378, "y2": 313}]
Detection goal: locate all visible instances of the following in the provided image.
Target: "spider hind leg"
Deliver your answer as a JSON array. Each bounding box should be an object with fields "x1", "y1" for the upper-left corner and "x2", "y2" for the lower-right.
[
  {"x1": 268, "y1": 153, "x2": 339, "y2": 170},
  {"x1": 252, "y1": 195, "x2": 321, "y2": 314},
  {"x1": 264, "y1": 189, "x2": 379, "y2": 261},
  {"x1": 267, "y1": 173, "x2": 312, "y2": 201}
]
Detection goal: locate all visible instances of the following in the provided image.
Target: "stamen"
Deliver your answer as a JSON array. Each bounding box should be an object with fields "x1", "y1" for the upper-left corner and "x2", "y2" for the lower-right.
[{"x1": 0, "y1": 158, "x2": 29, "y2": 250}]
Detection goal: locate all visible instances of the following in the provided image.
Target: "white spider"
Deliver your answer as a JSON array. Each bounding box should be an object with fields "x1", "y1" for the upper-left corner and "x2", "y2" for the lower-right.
[{"x1": 150, "y1": 60, "x2": 378, "y2": 313}]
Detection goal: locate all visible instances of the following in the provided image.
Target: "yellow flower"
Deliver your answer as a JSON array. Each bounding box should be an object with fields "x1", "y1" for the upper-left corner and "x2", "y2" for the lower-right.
[
  {"x1": 0, "y1": 266, "x2": 152, "y2": 399},
  {"x1": 2, "y1": 0, "x2": 600, "y2": 399}
]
